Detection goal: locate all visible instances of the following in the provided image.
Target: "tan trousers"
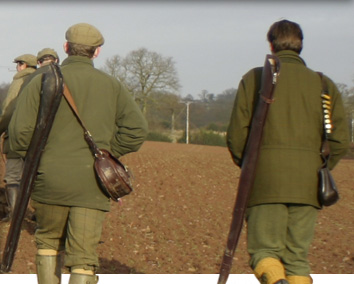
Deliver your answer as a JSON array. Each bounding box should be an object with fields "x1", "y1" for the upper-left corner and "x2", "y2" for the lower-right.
[{"x1": 31, "y1": 200, "x2": 105, "y2": 271}]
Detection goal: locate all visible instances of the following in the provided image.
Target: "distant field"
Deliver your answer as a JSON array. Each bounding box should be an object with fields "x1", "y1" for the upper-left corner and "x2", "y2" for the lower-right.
[{"x1": 0, "y1": 141, "x2": 353, "y2": 274}]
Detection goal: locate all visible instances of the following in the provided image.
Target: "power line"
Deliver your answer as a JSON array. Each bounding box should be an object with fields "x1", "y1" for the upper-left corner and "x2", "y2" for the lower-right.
[{"x1": 0, "y1": 65, "x2": 15, "y2": 72}]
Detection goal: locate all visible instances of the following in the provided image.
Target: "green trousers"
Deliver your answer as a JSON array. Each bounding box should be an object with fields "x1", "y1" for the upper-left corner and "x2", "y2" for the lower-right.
[
  {"x1": 246, "y1": 203, "x2": 318, "y2": 276},
  {"x1": 31, "y1": 200, "x2": 106, "y2": 271}
]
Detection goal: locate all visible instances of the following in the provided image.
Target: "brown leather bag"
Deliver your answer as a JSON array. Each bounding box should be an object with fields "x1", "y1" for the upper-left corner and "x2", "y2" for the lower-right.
[
  {"x1": 93, "y1": 149, "x2": 133, "y2": 201},
  {"x1": 63, "y1": 85, "x2": 133, "y2": 201}
]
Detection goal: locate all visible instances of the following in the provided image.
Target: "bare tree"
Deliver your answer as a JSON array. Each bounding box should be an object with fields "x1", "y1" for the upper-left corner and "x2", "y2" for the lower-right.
[
  {"x1": 103, "y1": 48, "x2": 180, "y2": 115},
  {"x1": 198, "y1": 89, "x2": 214, "y2": 103},
  {"x1": 103, "y1": 55, "x2": 124, "y2": 80}
]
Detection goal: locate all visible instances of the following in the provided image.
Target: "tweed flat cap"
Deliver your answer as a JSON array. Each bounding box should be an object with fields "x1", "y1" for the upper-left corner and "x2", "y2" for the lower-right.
[
  {"x1": 65, "y1": 23, "x2": 104, "y2": 47},
  {"x1": 13, "y1": 54, "x2": 37, "y2": 67},
  {"x1": 37, "y1": 48, "x2": 59, "y2": 61}
]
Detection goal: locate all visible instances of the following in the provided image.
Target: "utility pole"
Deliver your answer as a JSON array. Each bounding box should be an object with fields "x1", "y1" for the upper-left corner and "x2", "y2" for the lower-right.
[
  {"x1": 180, "y1": 99, "x2": 193, "y2": 144},
  {"x1": 351, "y1": 111, "x2": 354, "y2": 143},
  {"x1": 185, "y1": 101, "x2": 192, "y2": 144},
  {"x1": 171, "y1": 109, "x2": 176, "y2": 143}
]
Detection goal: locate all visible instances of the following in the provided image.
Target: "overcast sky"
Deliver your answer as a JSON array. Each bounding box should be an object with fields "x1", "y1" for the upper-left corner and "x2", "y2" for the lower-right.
[{"x1": 0, "y1": 1, "x2": 353, "y2": 98}]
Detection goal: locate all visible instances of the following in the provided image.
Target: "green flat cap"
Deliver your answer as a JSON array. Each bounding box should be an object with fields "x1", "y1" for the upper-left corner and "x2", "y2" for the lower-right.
[
  {"x1": 65, "y1": 23, "x2": 104, "y2": 47},
  {"x1": 13, "y1": 54, "x2": 37, "y2": 67},
  {"x1": 37, "y1": 48, "x2": 59, "y2": 61}
]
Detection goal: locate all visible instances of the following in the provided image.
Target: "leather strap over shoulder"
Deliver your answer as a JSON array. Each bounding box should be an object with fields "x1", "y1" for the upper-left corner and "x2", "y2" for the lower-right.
[{"x1": 62, "y1": 84, "x2": 101, "y2": 157}]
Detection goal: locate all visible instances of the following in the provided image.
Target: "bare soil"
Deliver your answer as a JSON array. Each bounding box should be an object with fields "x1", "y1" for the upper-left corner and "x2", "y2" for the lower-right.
[{"x1": 0, "y1": 141, "x2": 353, "y2": 275}]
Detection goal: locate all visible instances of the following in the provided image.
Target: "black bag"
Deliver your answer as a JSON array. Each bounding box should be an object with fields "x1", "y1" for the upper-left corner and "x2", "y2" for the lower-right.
[
  {"x1": 63, "y1": 84, "x2": 133, "y2": 201},
  {"x1": 318, "y1": 166, "x2": 339, "y2": 206},
  {"x1": 318, "y1": 142, "x2": 339, "y2": 207},
  {"x1": 318, "y1": 73, "x2": 339, "y2": 207}
]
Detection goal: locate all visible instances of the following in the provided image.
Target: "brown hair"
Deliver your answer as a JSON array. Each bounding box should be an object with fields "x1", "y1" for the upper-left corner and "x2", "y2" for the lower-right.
[
  {"x1": 267, "y1": 19, "x2": 303, "y2": 54},
  {"x1": 66, "y1": 42, "x2": 98, "y2": 58},
  {"x1": 38, "y1": 55, "x2": 59, "y2": 64}
]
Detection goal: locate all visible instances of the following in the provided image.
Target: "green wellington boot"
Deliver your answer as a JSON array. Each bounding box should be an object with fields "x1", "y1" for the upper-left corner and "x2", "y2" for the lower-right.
[
  {"x1": 36, "y1": 254, "x2": 61, "y2": 284},
  {"x1": 69, "y1": 273, "x2": 99, "y2": 284}
]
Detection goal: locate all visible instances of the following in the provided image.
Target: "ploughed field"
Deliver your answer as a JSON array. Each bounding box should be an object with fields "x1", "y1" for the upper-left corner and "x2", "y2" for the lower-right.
[{"x1": 0, "y1": 141, "x2": 353, "y2": 274}]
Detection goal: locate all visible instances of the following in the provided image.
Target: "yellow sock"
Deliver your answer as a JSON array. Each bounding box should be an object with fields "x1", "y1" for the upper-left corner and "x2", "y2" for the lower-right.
[
  {"x1": 254, "y1": 257, "x2": 286, "y2": 284},
  {"x1": 71, "y1": 268, "x2": 94, "y2": 275},
  {"x1": 37, "y1": 249, "x2": 59, "y2": 256},
  {"x1": 287, "y1": 275, "x2": 313, "y2": 284}
]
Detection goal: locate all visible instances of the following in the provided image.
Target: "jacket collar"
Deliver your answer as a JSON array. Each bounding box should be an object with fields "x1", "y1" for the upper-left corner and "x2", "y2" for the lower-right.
[
  {"x1": 13, "y1": 67, "x2": 36, "y2": 80},
  {"x1": 61, "y1": 56, "x2": 94, "y2": 67},
  {"x1": 275, "y1": 50, "x2": 306, "y2": 66}
]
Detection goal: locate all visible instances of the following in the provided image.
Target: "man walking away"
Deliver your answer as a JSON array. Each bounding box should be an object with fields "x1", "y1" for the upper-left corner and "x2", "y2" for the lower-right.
[{"x1": 9, "y1": 23, "x2": 148, "y2": 284}]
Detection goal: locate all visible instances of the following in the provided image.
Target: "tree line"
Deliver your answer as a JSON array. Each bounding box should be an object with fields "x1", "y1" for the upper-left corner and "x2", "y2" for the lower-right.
[
  {"x1": 102, "y1": 47, "x2": 354, "y2": 146},
  {"x1": 102, "y1": 47, "x2": 239, "y2": 146},
  {"x1": 1, "y1": 47, "x2": 354, "y2": 146}
]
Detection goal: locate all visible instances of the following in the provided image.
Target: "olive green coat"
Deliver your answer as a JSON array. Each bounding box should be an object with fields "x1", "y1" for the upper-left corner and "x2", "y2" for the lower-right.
[
  {"x1": 227, "y1": 51, "x2": 349, "y2": 208},
  {"x1": 9, "y1": 56, "x2": 148, "y2": 211},
  {"x1": 0, "y1": 67, "x2": 36, "y2": 158}
]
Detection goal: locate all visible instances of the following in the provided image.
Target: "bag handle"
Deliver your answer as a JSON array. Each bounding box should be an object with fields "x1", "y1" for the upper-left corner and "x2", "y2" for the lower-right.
[{"x1": 62, "y1": 84, "x2": 102, "y2": 157}]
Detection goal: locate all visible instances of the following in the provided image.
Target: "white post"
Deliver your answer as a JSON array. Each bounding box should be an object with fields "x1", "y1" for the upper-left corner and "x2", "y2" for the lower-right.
[
  {"x1": 186, "y1": 102, "x2": 191, "y2": 144},
  {"x1": 351, "y1": 111, "x2": 354, "y2": 143}
]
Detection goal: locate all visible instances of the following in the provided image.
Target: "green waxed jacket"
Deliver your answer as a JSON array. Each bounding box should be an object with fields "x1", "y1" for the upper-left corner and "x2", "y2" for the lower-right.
[
  {"x1": 227, "y1": 51, "x2": 349, "y2": 208},
  {"x1": 0, "y1": 67, "x2": 36, "y2": 158},
  {"x1": 9, "y1": 56, "x2": 148, "y2": 211}
]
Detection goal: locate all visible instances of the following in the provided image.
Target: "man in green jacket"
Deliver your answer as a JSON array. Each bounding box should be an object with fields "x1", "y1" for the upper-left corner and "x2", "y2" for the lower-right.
[
  {"x1": 226, "y1": 20, "x2": 349, "y2": 284},
  {"x1": 0, "y1": 54, "x2": 37, "y2": 222},
  {"x1": 9, "y1": 23, "x2": 148, "y2": 284},
  {"x1": 21, "y1": 47, "x2": 60, "y2": 91}
]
